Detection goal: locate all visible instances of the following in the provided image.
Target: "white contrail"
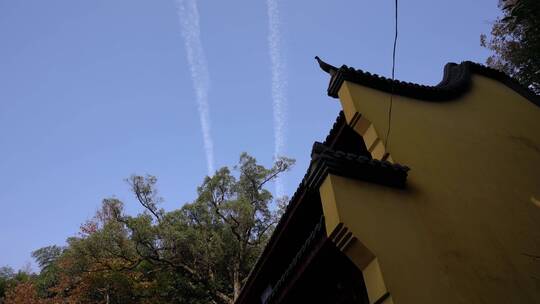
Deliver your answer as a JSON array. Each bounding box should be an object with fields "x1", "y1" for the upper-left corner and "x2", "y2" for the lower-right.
[
  {"x1": 175, "y1": 0, "x2": 214, "y2": 175},
  {"x1": 266, "y1": 0, "x2": 287, "y2": 197}
]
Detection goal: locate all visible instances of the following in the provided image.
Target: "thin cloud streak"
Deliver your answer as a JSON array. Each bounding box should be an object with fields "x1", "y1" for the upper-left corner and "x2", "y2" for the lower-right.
[
  {"x1": 266, "y1": 0, "x2": 287, "y2": 197},
  {"x1": 175, "y1": 0, "x2": 214, "y2": 175}
]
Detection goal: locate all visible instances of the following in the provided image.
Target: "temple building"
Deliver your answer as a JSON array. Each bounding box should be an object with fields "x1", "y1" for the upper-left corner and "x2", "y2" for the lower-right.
[{"x1": 235, "y1": 58, "x2": 540, "y2": 304}]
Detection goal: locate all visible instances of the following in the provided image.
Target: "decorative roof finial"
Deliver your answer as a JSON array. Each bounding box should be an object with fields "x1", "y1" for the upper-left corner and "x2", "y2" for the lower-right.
[{"x1": 315, "y1": 56, "x2": 338, "y2": 75}]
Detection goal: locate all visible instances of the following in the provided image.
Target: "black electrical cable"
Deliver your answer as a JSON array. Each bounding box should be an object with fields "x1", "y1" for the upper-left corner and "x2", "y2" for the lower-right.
[{"x1": 385, "y1": 0, "x2": 398, "y2": 149}]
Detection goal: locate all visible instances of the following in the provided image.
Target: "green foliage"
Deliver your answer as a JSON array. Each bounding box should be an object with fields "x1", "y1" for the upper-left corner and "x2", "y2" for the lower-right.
[
  {"x1": 481, "y1": 0, "x2": 540, "y2": 93},
  {"x1": 0, "y1": 267, "x2": 15, "y2": 302},
  {"x1": 0, "y1": 153, "x2": 294, "y2": 304},
  {"x1": 32, "y1": 246, "x2": 63, "y2": 271},
  {"x1": 115, "y1": 154, "x2": 294, "y2": 303},
  {"x1": 32, "y1": 245, "x2": 64, "y2": 298}
]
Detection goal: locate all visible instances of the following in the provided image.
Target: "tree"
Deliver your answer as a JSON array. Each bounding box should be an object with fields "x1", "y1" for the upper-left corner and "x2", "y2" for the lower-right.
[
  {"x1": 481, "y1": 0, "x2": 540, "y2": 93},
  {"x1": 32, "y1": 246, "x2": 64, "y2": 298},
  {"x1": 49, "y1": 199, "x2": 148, "y2": 304},
  {"x1": 1, "y1": 268, "x2": 40, "y2": 304},
  {"x1": 0, "y1": 153, "x2": 294, "y2": 304},
  {"x1": 118, "y1": 153, "x2": 294, "y2": 303},
  {"x1": 0, "y1": 267, "x2": 15, "y2": 303},
  {"x1": 32, "y1": 246, "x2": 63, "y2": 271},
  {"x1": 4, "y1": 282, "x2": 44, "y2": 304}
]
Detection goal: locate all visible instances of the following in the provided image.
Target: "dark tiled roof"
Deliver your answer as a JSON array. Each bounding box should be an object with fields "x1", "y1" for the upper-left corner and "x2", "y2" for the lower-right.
[
  {"x1": 308, "y1": 142, "x2": 409, "y2": 189},
  {"x1": 315, "y1": 57, "x2": 540, "y2": 106},
  {"x1": 322, "y1": 111, "x2": 371, "y2": 159},
  {"x1": 323, "y1": 111, "x2": 347, "y2": 146}
]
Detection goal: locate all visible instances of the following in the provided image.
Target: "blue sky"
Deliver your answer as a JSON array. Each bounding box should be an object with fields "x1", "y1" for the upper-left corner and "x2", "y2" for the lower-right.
[{"x1": 0, "y1": 0, "x2": 499, "y2": 271}]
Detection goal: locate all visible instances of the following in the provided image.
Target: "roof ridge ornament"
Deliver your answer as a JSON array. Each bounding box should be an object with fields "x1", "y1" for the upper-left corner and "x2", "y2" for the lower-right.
[{"x1": 315, "y1": 56, "x2": 337, "y2": 75}]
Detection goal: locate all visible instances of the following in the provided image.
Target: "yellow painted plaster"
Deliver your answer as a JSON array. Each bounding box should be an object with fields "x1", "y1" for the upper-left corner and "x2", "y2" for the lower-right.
[{"x1": 319, "y1": 75, "x2": 540, "y2": 304}]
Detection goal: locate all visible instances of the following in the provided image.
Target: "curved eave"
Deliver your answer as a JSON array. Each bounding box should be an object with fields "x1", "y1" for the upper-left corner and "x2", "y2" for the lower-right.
[
  {"x1": 315, "y1": 56, "x2": 540, "y2": 106},
  {"x1": 234, "y1": 118, "x2": 409, "y2": 304}
]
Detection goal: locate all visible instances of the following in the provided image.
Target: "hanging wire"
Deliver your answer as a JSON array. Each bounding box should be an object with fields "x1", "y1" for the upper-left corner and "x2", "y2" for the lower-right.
[{"x1": 384, "y1": 0, "x2": 398, "y2": 149}]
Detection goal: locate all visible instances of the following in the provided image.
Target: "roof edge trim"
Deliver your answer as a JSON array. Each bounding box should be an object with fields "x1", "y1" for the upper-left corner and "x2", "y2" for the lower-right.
[{"x1": 315, "y1": 56, "x2": 540, "y2": 106}]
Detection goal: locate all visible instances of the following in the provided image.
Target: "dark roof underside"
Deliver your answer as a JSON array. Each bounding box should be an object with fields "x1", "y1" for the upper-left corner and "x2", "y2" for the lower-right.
[{"x1": 234, "y1": 112, "x2": 409, "y2": 304}]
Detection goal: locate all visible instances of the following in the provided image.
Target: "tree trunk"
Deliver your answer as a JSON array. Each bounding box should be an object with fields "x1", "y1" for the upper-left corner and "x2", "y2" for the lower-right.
[{"x1": 233, "y1": 261, "x2": 241, "y2": 303}]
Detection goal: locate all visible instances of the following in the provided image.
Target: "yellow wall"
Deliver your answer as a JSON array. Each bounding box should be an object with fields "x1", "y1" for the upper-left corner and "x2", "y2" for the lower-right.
[{"x1": 319, "y1": 75, "x2": 540, "y2": 304}]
